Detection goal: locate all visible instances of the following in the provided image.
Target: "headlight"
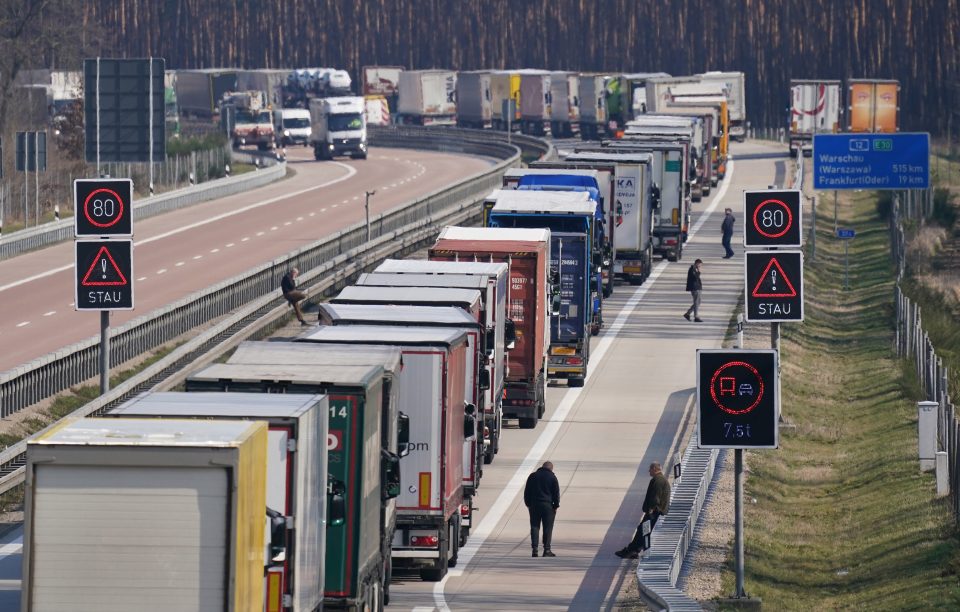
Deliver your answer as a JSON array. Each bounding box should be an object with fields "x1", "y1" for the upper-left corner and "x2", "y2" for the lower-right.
[{"x1": 283, "y1": 129, "x2": 290, "y2": 136}]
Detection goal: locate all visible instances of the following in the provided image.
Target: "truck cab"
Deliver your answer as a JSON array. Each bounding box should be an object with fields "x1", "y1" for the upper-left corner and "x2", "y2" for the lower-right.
[{"x1": 309, "y1": 96, "x2": 368, "y2": 160}]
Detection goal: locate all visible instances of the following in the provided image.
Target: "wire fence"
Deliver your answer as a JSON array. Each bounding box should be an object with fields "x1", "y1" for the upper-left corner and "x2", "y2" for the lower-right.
[{"x1": 891, "y1": 191, "x2": 960, "y2": 523}]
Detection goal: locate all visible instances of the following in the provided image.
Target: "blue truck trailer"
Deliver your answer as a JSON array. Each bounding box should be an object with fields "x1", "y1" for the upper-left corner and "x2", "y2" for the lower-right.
[{"x1": 486, "y1": 193, "x2": 600, "y2": 387}]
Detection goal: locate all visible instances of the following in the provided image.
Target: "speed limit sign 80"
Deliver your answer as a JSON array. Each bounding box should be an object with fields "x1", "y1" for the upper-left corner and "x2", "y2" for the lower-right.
[
  {"x1": 743, "y1": 189, "x2": 802, "y2": 248},
  {"x1": 74, "y1": 179, "x2": 134, "y2": 238}
]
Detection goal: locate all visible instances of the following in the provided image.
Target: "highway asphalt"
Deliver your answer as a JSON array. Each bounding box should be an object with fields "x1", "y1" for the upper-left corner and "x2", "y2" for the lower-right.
[{"x1": 0, "y1": 147, "x2": 494, "y2": 373}]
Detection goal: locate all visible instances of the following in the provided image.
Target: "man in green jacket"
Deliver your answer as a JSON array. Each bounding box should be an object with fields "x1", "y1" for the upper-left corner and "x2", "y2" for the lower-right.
[{"x1": 615, "y1": 462, "x2": 671, "y2": 559}]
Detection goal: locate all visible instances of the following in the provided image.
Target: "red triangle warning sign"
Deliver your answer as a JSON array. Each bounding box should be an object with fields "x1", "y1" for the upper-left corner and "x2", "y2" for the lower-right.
[
  {"x1": 751, "y1": 257, "x2": 797, "y2": 298},
  {"x1": 81, "y1": 246, "x2": 128, "y2": 287}
]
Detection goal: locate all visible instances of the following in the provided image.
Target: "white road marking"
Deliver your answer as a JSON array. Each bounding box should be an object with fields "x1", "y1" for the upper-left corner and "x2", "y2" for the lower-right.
[
  {"x1": 210, "y1": 248, "x2": 219, "y2": 253},
  {"x1": 193, "y1": 255, "x2": 203, "y2": 260},
  {"x1": 256, "y1": 232, "x2": 265, "y2": 236},
  {"x1": 42, "y1": 311, "x2": 56, "y2": 317},
  {"x1": 243, "y1": 236, "x2": 252, "y2": 241},
  {"x1": 175, "y1": 262, "x2": 185, "y2": 267},
  {"x1": 352, "y1": 196, "x2": 359, "y2": 200},
  {"x1": 137, "y1": 277, "x2": 147, "y2": 281},
  {"x1": 320, "y1": 209, "x2": 327, "y2": 213},
  {"x1": 332, "y1": 204, "x2": 339, "y2": 208},
  {"x1": 296, "y1": 216, "x2": 304, "y2": 221},
  {"x1": 67, "y1": 302, "x2": 74, "y2": 307},
  {"x1": 0, "y1": 533, "x2": 21, "y2": 558},
  {"x1": 310, "y1": 212, "x2": 317, "y2": 216},
  {"x1": 284, "y1": 221, "x2": 292, "y2": 226},
  {"x1": 270, "y1": 226, "x2": 279, "y2": 231},
  {"x1": 16, "y1": 321, "x2": 30, "y2": 328},
  {"x1": 156, "y1": 269, "x2": 167, "y2": 275},
  {"x1": 342, "y1": 199, "x2": 349, "y2": 204},
  {"x1": 433, "y1": 159, "x2": 737, "y2": 611},
  {"x1": 226, "y1": 243, "x2": 235, "y2": 248},
  {"x1": 0, "y1": 162, "x2": 358, "y2": 294}
]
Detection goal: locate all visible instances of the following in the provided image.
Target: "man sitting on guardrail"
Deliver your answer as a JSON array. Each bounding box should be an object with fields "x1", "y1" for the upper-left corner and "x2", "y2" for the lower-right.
[
  {"x1": 615, "y1": 462, "x2": 671, "y2": 559},
  {"x1": 281, "y1": 267, "x2": 309, "y2": 326}
]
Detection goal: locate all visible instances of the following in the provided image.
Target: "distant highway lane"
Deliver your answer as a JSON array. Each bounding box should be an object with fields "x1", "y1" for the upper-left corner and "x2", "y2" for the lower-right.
[{"x1": 0, "y1": 147, "x2": 495, "y2": 373}]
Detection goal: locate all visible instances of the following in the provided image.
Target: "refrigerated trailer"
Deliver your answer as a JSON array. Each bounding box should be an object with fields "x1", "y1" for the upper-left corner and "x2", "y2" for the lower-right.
[
  {"x1": 316, "y1": 303, "x2": 484, "y2": 545},
  {"x1": 295, "y1": 326, "x2": 472, "y2": 583},
  {"x1": 359, "y1": 260, "x2": 510, "y2": 466},
  {"x1": 456, "y1": 70, "x2": 493, "y2": 129},
  {"x1": 430, "y1": 227, "x2": 550, "y2": 429},
  {"x1": 107, "y1": 392, "x2": 329, "y2": 612},
  {"x1": 397, "y1": 69, "x2": 457, "y2": 126},
  {"x1": 22, "y1": 418, "x2": 268, "y2": 612},
  {"x1": 789, "y1": 79, "x2": 842, "y2": 156},
  {"x1": 185, "y1": 363, "x2": 397, "y2": 610},
  {"x1": 544, "y1": 152, "x2": 656, "y2": 284},
  {"x1": 519, "y1": 69, "x2": 553, "y2": 135}
]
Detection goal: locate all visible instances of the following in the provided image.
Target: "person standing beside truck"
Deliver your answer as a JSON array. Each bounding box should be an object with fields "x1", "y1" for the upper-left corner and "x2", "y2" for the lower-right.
[
  {"x1": 721, "y1": 208, "x2": 736, "y2": 258},
  {"x1": 524, "y1": 461, "x2": 560, "y2": 558},
  {"x1": 683, "y1": 259, "x2": 703, "y2": 322}
]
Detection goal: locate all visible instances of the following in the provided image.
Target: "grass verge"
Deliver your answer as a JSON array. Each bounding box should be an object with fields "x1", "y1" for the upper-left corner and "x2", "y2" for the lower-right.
[{"x1": 717, "y1": 189, "x2": 960, "y2": 609}]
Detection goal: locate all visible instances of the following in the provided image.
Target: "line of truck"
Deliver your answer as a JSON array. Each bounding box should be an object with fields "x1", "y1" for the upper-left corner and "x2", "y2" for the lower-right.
[{"x1": 17, "y1": 67, "x2": 730, "y2": 612}]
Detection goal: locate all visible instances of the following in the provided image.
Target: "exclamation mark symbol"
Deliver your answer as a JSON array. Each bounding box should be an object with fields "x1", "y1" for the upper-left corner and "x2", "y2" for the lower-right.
[
  {"x1": 101, "y1": 258, "x2": 108, "y2": 280},
  {"x1": 770, "y1": 269, "x2": 778, "y2": 292}
]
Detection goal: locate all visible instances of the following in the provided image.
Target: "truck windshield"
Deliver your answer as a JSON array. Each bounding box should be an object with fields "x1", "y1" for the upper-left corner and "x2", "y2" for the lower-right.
[
  {"x1": 283, "y1": 117, "x2": 310, "y2": 129},
  {"x1": 235, "y1": 110, "x2": 256, "y2": 123},
  {"x1": 257, "y1": 111, "x2": 272, "y2": 124},
  {"x1": 329, "y1": 113, "x2": 363, "y2": 131}
]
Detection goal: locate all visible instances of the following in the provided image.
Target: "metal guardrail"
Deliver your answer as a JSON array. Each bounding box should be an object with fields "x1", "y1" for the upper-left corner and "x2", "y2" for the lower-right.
[
  {"x1": 0, "y1": 153, "x2": 284, "y2": 261},
  {"x1": 636, "y1": 435, "x2": 718, "y2": 611},
  {"x1": 0, "y1": 127, "x2": 549, "y2": 491}
]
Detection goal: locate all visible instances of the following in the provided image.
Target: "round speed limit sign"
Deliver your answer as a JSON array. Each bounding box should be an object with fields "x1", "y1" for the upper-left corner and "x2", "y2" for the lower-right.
[{"x1": 743, "y1": 189, "x2": 802, "y2": 247}]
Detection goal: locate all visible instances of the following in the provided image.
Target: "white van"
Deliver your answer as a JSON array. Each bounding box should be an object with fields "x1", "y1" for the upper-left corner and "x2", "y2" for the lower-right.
[{"x1": 275, "y1": 108, "x2": 312, "y2": 146}]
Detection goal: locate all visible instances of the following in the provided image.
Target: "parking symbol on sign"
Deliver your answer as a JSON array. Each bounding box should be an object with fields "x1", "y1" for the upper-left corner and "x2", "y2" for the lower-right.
[{"x1": 328, "y1": 430, "x2": 343, "y2": 451}]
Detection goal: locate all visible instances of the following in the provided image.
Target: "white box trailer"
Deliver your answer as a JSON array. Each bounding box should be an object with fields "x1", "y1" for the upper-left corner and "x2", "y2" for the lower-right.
[
  {"x1": 550, "y1": 71, "x2": 580, "y2": 137},
  {"x1": 490, "y1": 70, "x2": 520, "y2": 130},
  {"x1": 579, "y1": 74, "x2": 610, "y2": 140},
  {"x1": 22, "y1": 418, "x2": 268, "y2": 612},
  {"x1": 698, "y1": 71, "x2": 746, "y2": 141},
  {"x1": 541, "y1": 152, "x2": 655, "y2": 284},
  {"x1": 789, "y1": 79, "x2": 842, "y2": 155},
  {"x1": 107, "y1": 392, "x2": 328, "y2": 612},
  {"x1": 627, "y1": 115, "x2": 705, "y2": 201},
  {"x1": 316, "y1": 303, "x2": 484, "y2": 543},
  {"x1": 397, "y1": 69, "x2": 457, "y2": 126},
  {"x1": 296, "y1": 326, "x2": 471, "y2": 582},
  {"x1": 360, "y1": 260, "x2": 510, "y2": 466},
  {"x1": 456, "y1": 71, "x2": 493, "y2": 128},
  {"x1": 518, "y1": 69, "x2": 552, "y2": 135}
]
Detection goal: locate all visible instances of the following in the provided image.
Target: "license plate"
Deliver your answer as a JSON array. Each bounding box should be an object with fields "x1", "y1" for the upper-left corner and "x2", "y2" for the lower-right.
[
  {"x1": 624, "y1": 266, "x2": 641, "y2": 274},
  {"x1": 551, "y1": 346, "x2": 575, "y2": 355}
]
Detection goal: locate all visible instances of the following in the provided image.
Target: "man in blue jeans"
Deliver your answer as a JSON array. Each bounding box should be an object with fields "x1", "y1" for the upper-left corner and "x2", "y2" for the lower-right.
[
  {"x1": 683, "y1": 259, "x2": 703, "y2": 322},
  {"x1": 524, "y1": 461, "x2": 560, "y2": 558},
  {"x1": 721, "y1": 208, "x2": 736, "y2": 258}
]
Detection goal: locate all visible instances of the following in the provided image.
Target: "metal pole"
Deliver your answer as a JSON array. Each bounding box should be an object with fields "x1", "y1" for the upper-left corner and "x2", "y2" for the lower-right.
[
  {"x1": 734, "y1": 448, "x2": 746, "y2": 598},
  {"x1": 365, "y1": 190, "x2": 375, "y2": 241},
  {"x1": 23, "y1": 138, "x2": 28, "y2": 226},
  {"x1": 833, "y1": 190, "x2": 838, "y2": 232},
  {"x1": 96, "y1": 57, "x2": 102, "y2": 176},
  {"x1": 844, "y1": 240, "x2": 850, "y2": 290},
  {"x1": 737, "y1": 313, "x2": 744, "y2": 349},
  {"x1": 100, "y1": 311, "x2": 110, "y2": 394},
  {"x1": 35, "y1": 132, "x2": 40, "y2": 223},
  {"x1": 149, "y1": 57, "x2": 155, "y2": 196},
  {"x1": 811, "y1": 196, "x2": 816, "y2": 261}
]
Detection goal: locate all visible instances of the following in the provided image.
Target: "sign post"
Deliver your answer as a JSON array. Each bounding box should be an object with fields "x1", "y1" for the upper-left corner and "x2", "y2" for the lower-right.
[
  {"x1": 699, "y1": 349, "x2": 779, "y2": 603},
  {"x1": 74, "y1": 178, "x2": 135, "y2": 394},
  {"x1": 836, "y1": 228, "x2": 856, "y2": 290}
]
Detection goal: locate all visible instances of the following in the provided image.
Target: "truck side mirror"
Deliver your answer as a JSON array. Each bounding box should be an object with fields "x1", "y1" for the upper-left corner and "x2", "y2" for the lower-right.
[
  {"x1": 485, "y1": 328, "x2": 496, "y2": 352},
  {"x1": 551, "y1": 293, "x2": 562, "y2": 317},
  {"x1": 478, "y1": 368, "x2": 491, "y2": 391},
  {"x1": 328, "y1": 478, "x2": 346, "y2": 527},
  {"x1": 397, "y1": 412, "x2": 411, "y2": 458},
  {"x1": 464, "y1": 403, "x2": 477, "y2": 439},
  {"x1": 505, "y1": 319, "x2": 517, "y2": 350},
  {"x1": 381, "y1": 450, "x2": 401, "y2": 500},
  {"x1": 265, "y1": 507, "x2": 287, "y2": 564}
]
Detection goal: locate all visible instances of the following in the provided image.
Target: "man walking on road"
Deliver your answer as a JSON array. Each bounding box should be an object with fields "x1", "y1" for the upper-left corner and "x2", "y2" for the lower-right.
[
  {"x1": 683, "y1": 259, "x2": 703, "y2": 322},
  {"x1": 524, "y1": 461, "x2": 560, "y2": 558},
  {"x1": 281, "y1": 267, "x2": 309, "y2": 326},
  {"x1": 721, "y1": 207, "x2": 736, "y2": 258},
  {"x1": 615, "y1": 462, "x2": 671, "y2": 559}
]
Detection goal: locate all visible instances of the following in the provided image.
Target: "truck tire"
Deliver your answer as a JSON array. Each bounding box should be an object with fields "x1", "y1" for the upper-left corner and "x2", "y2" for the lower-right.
[
  {"x1": 518, "y1": 416, "x2": 537, "y2": 429},
  {"x1": 569, "y1": 377, "x2": 585, "y2": 388},
  {"x1": 629, "y1": 275, "x2": 642, "y2": 286},
  {"x1": 538, "y1": 399, "x2": 545, "y2": 419},
  {"x1": 483, "y1": 443, "x2": 494, "y2": 464},
  {"x1": 449, "y1": 519, "x2": 461, "y2": 567},
  {"x1": 383, "y1": 557, "x2": 392, "y2": 606}
]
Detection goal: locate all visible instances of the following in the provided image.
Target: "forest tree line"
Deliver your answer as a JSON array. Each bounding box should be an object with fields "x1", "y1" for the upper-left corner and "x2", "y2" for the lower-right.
[{"x1": 42, "y1": 1, "x2": 960, "y2": 132}]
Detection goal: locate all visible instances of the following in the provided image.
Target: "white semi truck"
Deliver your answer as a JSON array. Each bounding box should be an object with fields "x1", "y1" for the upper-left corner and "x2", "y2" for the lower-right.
[{"x1": 309, "y1": 96, "x2": 368, "y2": 160}]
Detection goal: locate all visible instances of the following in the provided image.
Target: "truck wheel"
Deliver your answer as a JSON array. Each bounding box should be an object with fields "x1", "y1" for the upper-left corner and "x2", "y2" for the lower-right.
[
  {"x1": 591, "y1": 323, "x2": 601, "y2": 336},
  {"x1": 383, "y1": 558, "x2": 392, "y2": 606},
  {"x1": 538, "y1": 400, "x2": 545, "y2": 419},
  {"x1": 518, "y1": 416, "x2": 537, "y2": 429},
  {"x1": 483, "y1": 444, "x2": 494, "y2": 464},
  {"x1": 450, "y1": 519, "x2": 461, "y2": 565},
  {"x1": 667, "y1": 251, "x2": 678, "y2": 263},
  {"x1": 629, "y1": 275, "x2": 642, "y2": 286},
  {"x1": 569, "y1": 377, "x2": 585, "y2": 388}
]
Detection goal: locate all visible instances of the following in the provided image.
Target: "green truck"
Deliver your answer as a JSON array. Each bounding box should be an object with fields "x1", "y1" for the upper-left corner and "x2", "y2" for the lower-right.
[{"x1": 186, "y1": 362, "x2": 403, "y2": 611}]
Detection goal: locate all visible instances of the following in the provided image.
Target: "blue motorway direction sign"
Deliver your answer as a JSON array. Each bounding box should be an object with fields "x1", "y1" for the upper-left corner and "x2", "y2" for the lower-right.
[{"x1": 813, "y1": 133, "x2": 929, "y2": 190}]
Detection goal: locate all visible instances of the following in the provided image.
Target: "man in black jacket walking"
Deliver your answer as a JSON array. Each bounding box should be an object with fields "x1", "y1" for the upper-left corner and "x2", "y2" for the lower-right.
[
  {"x1": 524, "y1": 461, "x2": 560, "y2": 558},
  {"x1": 683, "y1": 259, "x2": 703, "y2": 322},
  {"x1": 615, "y1": 462, "x2": 671, "y2": 559}
]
